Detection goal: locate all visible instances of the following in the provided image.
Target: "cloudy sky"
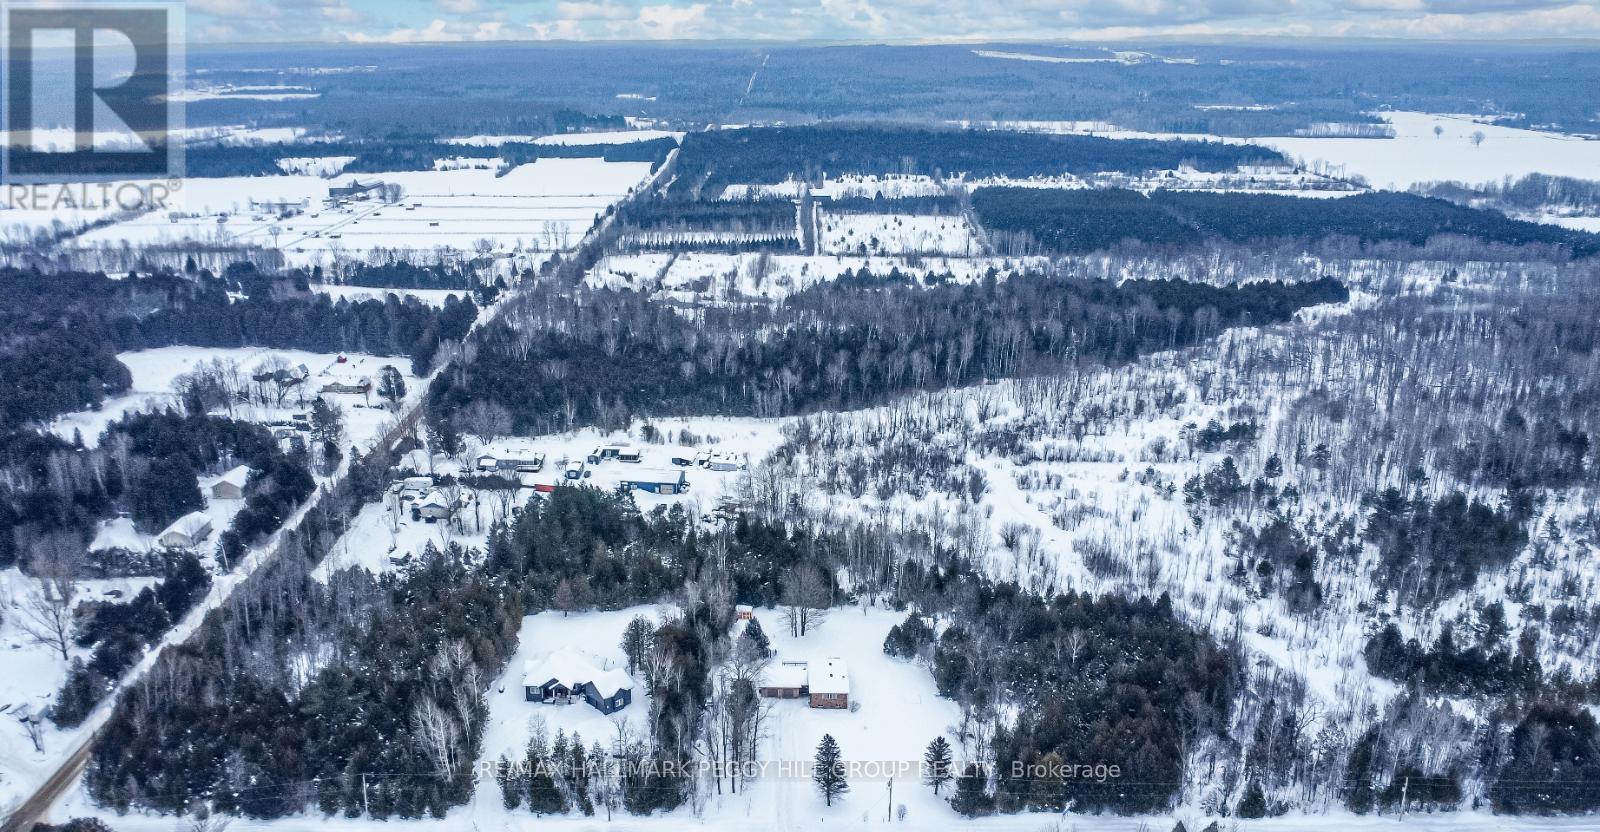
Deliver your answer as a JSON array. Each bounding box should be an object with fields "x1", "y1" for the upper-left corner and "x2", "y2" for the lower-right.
[{"x1": 187, "y1": 0, "x2": 1600, "y2": 43}]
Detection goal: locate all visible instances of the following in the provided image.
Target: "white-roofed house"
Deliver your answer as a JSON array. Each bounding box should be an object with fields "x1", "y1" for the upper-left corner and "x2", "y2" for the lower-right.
[
  {"x1": 522, "y1": 648, "x2": 635, "y2": 714},
  {"x1": 759, "y1": 660, "x2": 810, "y2": 699},
  {"x1": 415, "y1": 489, "x2": 453, "y2": 521},
  {"x1": 809, "y1": 657, "x2": 849, "y2": 709},
  {"x1": 210, "y1": 465, "x2": 253, "y2": 500},
  {"x1": 157, "y1": 511, "x2": 214, "y2": 549},
  {"x1": 582, "y1": 667, "x2": 636, "y2": 714}
]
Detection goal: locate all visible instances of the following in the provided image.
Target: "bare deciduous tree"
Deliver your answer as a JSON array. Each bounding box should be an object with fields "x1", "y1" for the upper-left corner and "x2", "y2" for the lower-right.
[{"x1": 780, "y1": 562, "x2": 831, "y2": 637}]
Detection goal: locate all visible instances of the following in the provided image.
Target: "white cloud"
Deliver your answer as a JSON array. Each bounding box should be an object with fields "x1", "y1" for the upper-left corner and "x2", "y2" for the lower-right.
[
  {"x1": 185, "y1": 0, "x2": 1600, "y2": 43},
  {"x1": 555, "y1": 0, "x2": 634, "y2": 20},
  {"x1": 345, "y1": 18, "x2": 464, "y2": 43}
]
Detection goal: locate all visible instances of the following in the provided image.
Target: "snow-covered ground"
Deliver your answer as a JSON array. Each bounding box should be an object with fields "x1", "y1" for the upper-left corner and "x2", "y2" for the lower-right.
[
  {"x1": 474, "y1": 607, "x2": 660, "y2": 771},
  {"x1": 276, "y1": 156, "x2": 356, "y2": 176},
  {"x1": 445, "y1": 129, "x2": 682, "y2": 147},
  {"x1": 308, "y1": 284, "x2": 473, "y2": 307},
  {"x1": 1262, "y1": 112, "x2": 1600, "y2": 189},
  {"x1": 589, "y1": 253, "x2": 1050, "y2": 302},
  {"x1": 817, "y1": 213, "x2": 981, "y2": 256},
  {"x1": 61, "y1": 158, "x2": 655, "y2": 266},
  {"x1": 173, "y1": 85, "x2": 320, "y2": 102},
  {"x1": 46, "y1": 346, "x2": 420, "y2": 448},
  {"x1": 45, "y1": 601, "x2": 1593, "y2": 830},
  {"x1": 4, "y1": 347, "x2": 434, "y2": 819}
]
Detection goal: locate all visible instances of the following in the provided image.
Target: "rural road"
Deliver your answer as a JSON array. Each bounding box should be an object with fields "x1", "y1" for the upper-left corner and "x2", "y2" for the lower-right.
[{"x1": 0, "y1": 149, "x2": 679, "y2": 832}]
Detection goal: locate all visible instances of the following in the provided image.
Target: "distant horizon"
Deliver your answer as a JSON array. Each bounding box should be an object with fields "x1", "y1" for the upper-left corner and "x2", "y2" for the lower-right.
[
  {"x1": 180, "y1": 0, "x2": 1600, "y2": 46},
  {"x1": 177, "y1": 34, "x2": 1600, "y2": 49}
]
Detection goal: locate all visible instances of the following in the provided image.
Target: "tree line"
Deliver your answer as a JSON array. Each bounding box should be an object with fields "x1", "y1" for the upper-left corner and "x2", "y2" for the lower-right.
[
  {"x1": 972, "y1": 188, "x2": 1600, "y2": 257},
  {"x1": 428, "y1": 270, "x2": 1346, "y2": 435}
]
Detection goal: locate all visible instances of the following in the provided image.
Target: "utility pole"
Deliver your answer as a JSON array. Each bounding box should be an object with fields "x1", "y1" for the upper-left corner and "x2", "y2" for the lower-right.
[
  {"x1": 886, "y1": 777, "x2": 893, "y2": 822},
  {"x1": 1399, "y1": 775, "x2": 1409, "y2": 820},
  {"x1": 362, "y1": 773, "x2": 370, "y2": 817}
]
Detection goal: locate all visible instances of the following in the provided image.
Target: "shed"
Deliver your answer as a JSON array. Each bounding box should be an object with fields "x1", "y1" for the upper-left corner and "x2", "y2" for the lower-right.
[
  {"x1": 210, "y1": 465, "x2": 252, "y2": 500},
  {"x1": 158, "y1": 511, "x2": 214, "y2": 549}
]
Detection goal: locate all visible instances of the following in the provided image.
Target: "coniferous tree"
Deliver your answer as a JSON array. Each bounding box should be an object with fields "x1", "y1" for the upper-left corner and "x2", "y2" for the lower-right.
[
  {"x1": 923, "y1": 736, "x2": 953, "y2": 795},
  {"x1": 951, "y1": 763, "x2": 992, "y2": 817},
  {"x1": 496, "y1": 754, "x2": 523, "y2": 810},
  {"x1": 739, "y1": 616, "x2": 771, "y2": 658},
  {"x1": 813, "y1": 734, "x2": 848, "y2": 807},
  {"x1": 525, "y1": 725, "x2": 567, "y2": 815},
  {"x1": 620, "y1": 615, "x2": 654, "y2": 675},
  {"x1": 1237, "y1": 781, "x2": 1268, "y2": 818}
]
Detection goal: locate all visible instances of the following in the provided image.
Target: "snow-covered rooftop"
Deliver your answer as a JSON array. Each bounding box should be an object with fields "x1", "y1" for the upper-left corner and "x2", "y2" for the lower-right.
[
  {"x1": 767, "y1": 661, "x2": 809, "y2": 689},
  {"x1": 216, "y1": 464, "x2": 252, "y2": 489},
  {"x1": 523, "y1": 648, "x2": 606, "y2": 691},
  {"x1": 588, "y1": 667, "x2": 635, "y2": 699},
  {"x1": 811, "y1": 657, "x2": 849, "y2": 695},
  {"x1": 159, "y1": 511, "x2": 212, "y2": 541}
]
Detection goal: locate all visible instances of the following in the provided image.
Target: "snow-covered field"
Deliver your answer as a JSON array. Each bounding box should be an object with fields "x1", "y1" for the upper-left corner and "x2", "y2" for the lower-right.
[
  {"x1": 63, "y1": 158, "x2": 655, "y2": 266},
  {"x1": 1262, "y1": 112, "x2": 1600, "y2": 189},
  {"x1": 817, "y1": 212, "x2": 981, "y2": 256}
]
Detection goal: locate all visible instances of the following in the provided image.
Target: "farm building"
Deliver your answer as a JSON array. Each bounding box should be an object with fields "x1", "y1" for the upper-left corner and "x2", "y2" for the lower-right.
[
  {"x1": 476, "y1": 454, "x2": 498, "y2": 472},
  {"x1": 158, "y1": 511, "x2": 214, "y2": 549},
  {"x1": 586, "y1": 445, "x2": 625, "y2": 464},
  {"x1": 320, "y1": 377, "x2": 371, "y2": 395},
  {"x1": 809, "y1": 657, "x2": 850, "y2": 709},
  {"x1": 758, "y1": 661, "x2": 811, "y2": 699},
  {"x1": 498, "y1": 453, "x2": 545, "y2": 473},
  {"x1": 209, "y1": 465, "x2": 252, "y2": 500},
  {"x1": 327, "y1": 179, "x2": 385, "y2": 201},
  {"x1": 706, "y1": 454, "x2": 745, "y2": 472},
  {"x1": 523, "y1": 649, "x2": 635, "y2": 714},
  {"x1": 620, "y1": 468, "x2": 689, "y2": 495}
]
